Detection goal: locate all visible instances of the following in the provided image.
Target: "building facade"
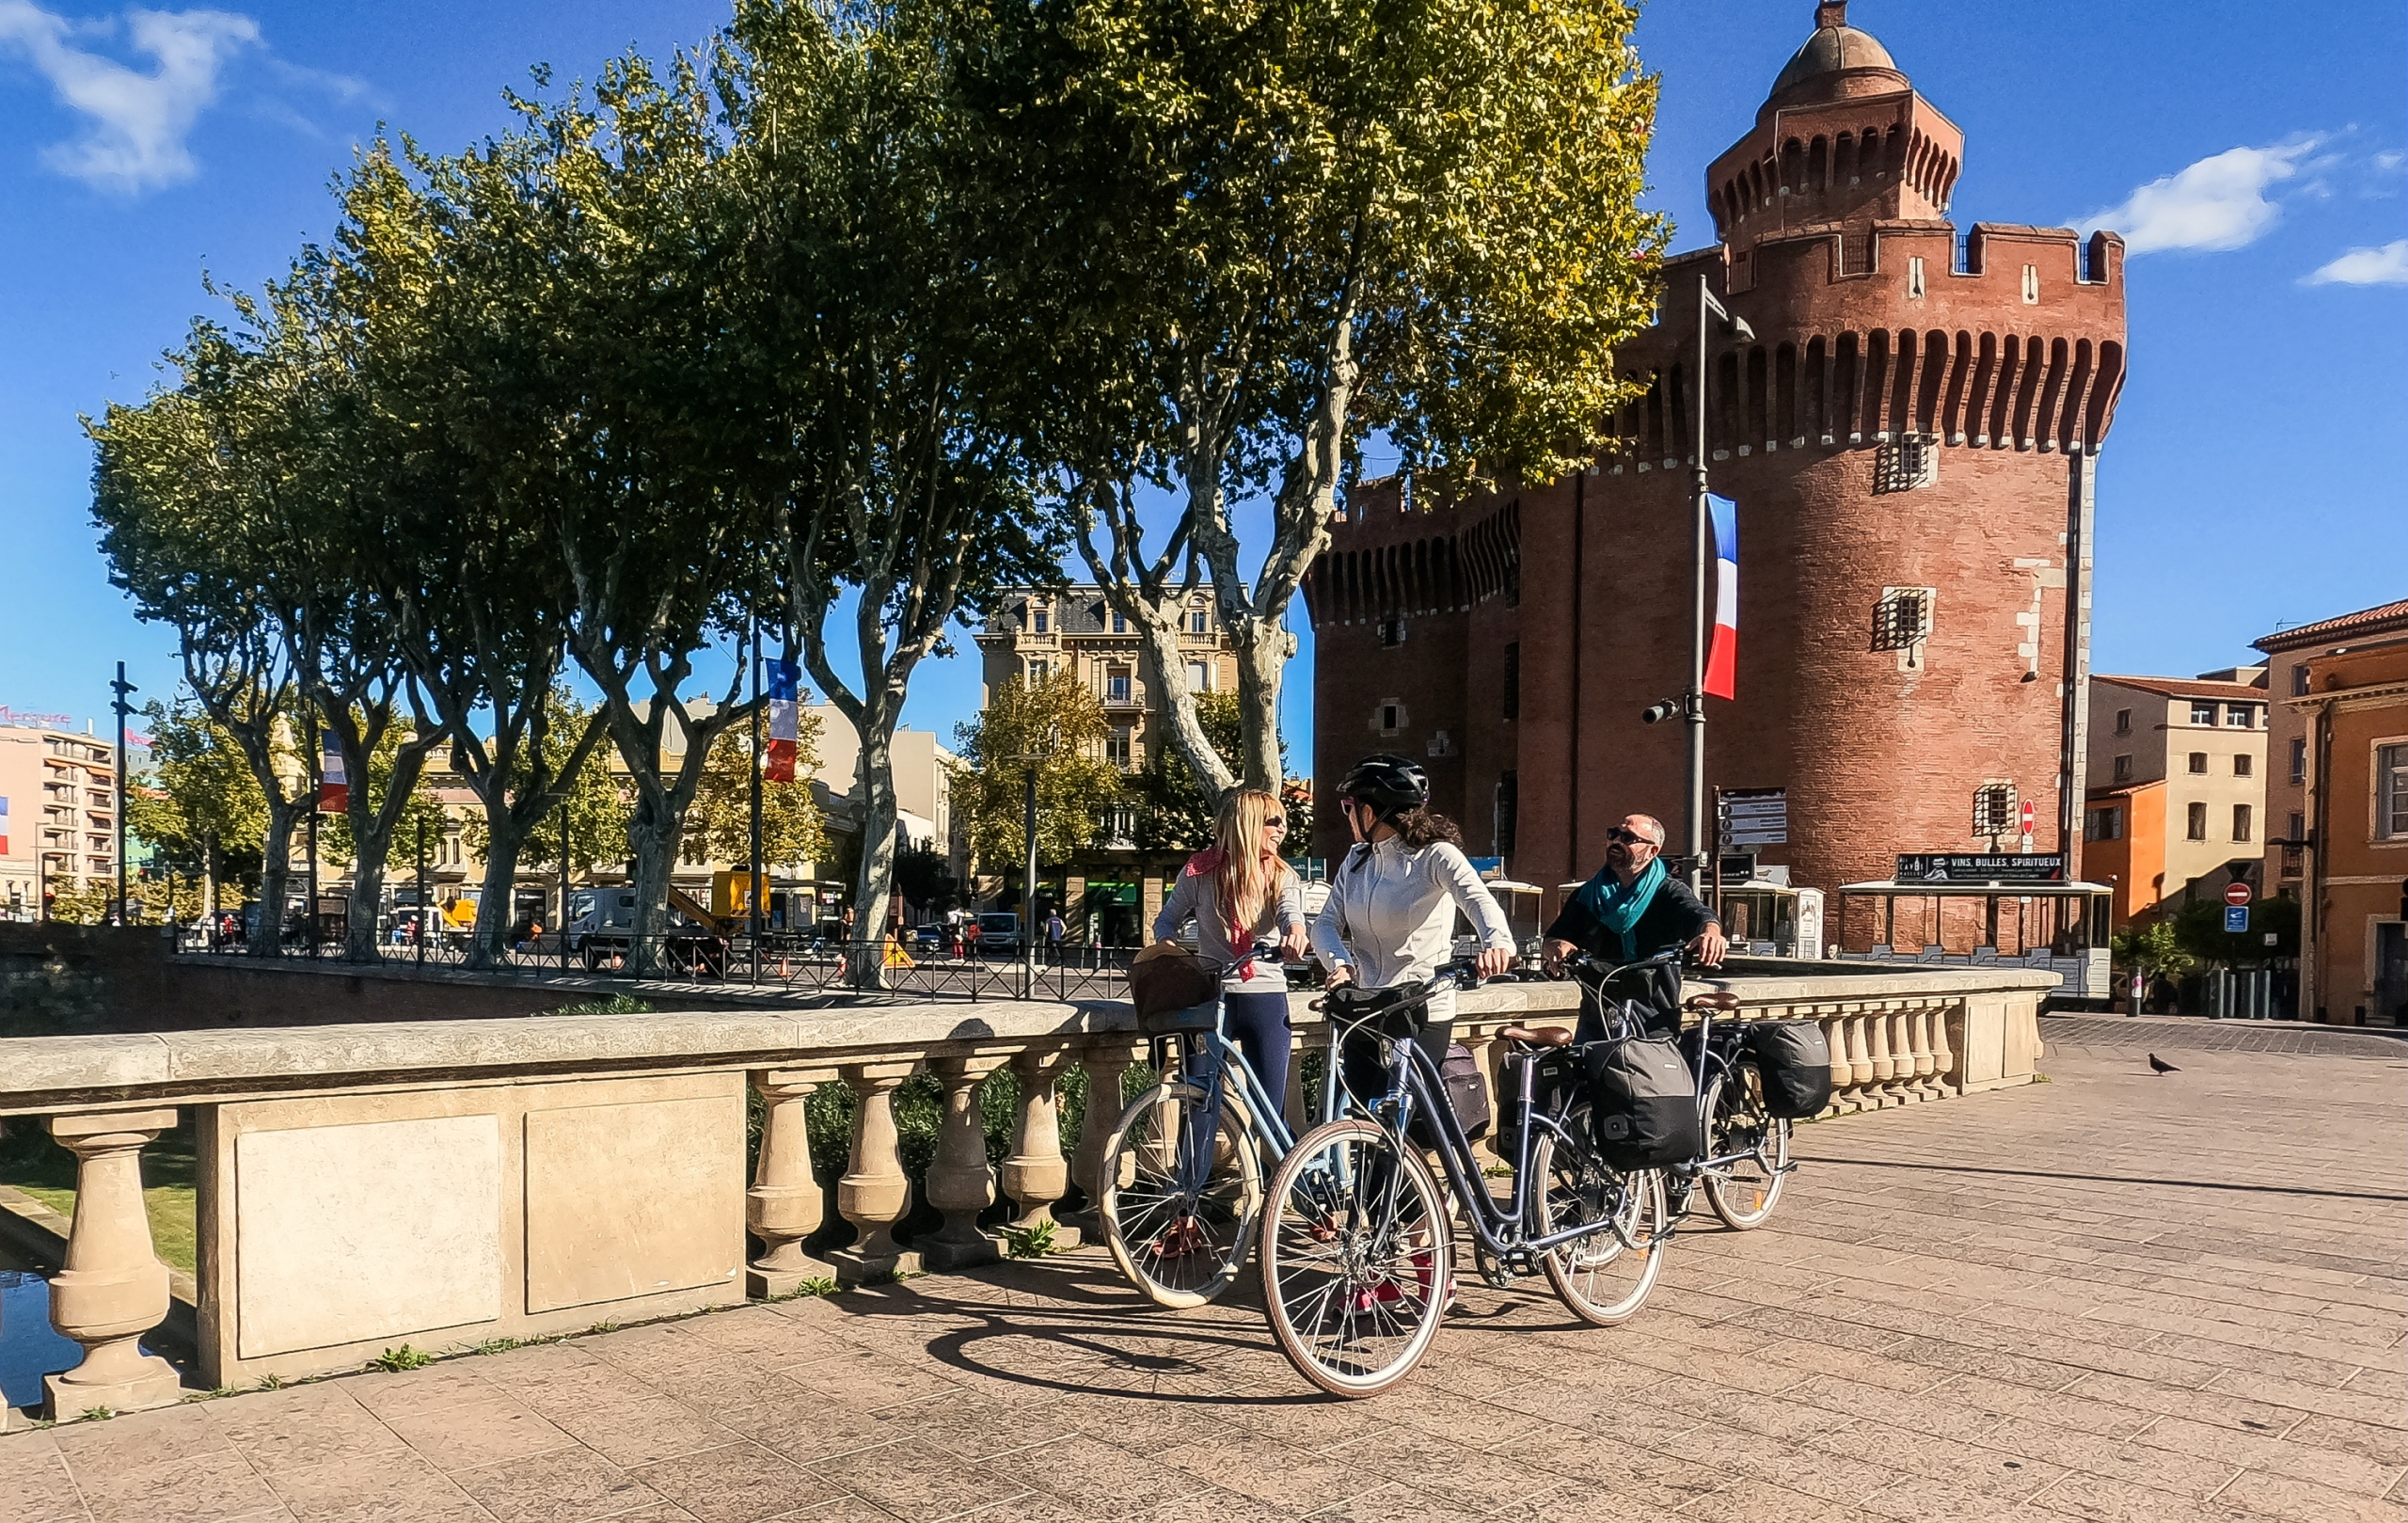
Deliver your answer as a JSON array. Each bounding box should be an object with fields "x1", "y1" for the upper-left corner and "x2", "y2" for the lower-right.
[
  {"x1": 1307, "y1": 2, "x2": 2126, "y2": 953},
  {"x1": 2256, "y1": 600, "x2": 2408, "y2": 1026},
  {"x1": 2082, "y1": 670, "x2": 2270, "y2": 927},
  {"x1": 975, "y1": 585, "x2": 1242, "y2": 939},
  {"x1": 0, "y1": 721, "x2": 121, "y2": 920}
]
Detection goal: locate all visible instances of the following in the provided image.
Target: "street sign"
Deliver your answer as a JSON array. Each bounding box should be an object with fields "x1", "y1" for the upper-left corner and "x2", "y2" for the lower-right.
[
  {"x1": 1717, "y1": 787, "x2": 1787, "y2": 847},
  {"x1": 2224, "y1": 880, "x2": 2252, "y2": 907},
  {"x1": 1894, "y1": 853, "x2": 2067, "y2": 885},
  {"x1": 2019, "y1": 800, "x2": 2036, "y2": 833},
  {"x1": 2225, "y1": 906, "x2": 2249, "y2": 933}
]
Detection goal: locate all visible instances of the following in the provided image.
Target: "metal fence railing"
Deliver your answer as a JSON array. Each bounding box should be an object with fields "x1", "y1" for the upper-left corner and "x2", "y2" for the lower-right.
[{"x1": 177, "y1": 929, "x2": 1161, "y2": 1003}]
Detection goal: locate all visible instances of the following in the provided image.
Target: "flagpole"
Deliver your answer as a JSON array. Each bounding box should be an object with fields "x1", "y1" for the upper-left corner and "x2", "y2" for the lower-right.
[
  {"x1": 750, "y1": 619, "x2": 765, "y2": 984},
  {"x1": 1687, "y1": 275, "x2": 1712, "y2": 895}
]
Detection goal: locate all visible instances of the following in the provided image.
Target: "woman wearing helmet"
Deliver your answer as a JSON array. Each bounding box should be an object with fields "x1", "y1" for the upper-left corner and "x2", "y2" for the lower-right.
[{"x1": 1310, "y1": 753, "x2": 1517, "y2": 1019}]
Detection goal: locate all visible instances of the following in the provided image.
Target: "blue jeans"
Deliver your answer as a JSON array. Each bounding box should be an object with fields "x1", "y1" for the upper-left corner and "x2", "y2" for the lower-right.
[{"x1": 1181, "y1": 990, "x2": 1294, "y2": 1181}]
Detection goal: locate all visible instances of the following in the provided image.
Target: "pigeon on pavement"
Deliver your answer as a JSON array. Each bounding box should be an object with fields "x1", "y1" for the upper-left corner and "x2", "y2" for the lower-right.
[{"x1": 2147, "y1": 1053, "x2": 2179, "y2": 1074}]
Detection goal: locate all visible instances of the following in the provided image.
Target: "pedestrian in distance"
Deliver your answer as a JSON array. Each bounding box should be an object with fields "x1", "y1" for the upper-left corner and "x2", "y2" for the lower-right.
[
  {"x1": 1543, "y1": 812, "x2": 1728, "y2": 1039},
  {"x1": 1047, "y1": 910, "x2": 1067, "y2": 964}
]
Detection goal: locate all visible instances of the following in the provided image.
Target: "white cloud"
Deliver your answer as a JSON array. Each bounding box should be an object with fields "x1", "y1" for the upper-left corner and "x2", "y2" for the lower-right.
[
  {"x1": 2074, "y1": 139, "x2": 2322, "y2": 255},
  {"x1": 0, "y1": 1, "x2": 259, "y2": 192},
  {"x1": 2306, "y1": 240, "x2": 2408, "y2": 287}
]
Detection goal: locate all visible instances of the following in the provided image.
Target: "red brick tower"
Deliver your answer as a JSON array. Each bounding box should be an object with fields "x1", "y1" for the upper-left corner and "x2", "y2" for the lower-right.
[{"x1": 1307, "y1": 2, "x2": 2126, "y2": 948}]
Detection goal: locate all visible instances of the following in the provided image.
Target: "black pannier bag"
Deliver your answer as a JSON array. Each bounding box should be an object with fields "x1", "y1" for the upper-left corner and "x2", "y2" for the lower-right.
[
  {"x1": 1330, "y1": 983, "x2": 1487, "y2": 1146},
  {"x1": 1438, "y1": 1043, "x2": 1492, "y2": 1142},
  {"x1": 1583, "y1": 1035, "x2": 1701, "y2": 1170},
  {"x1": 1745, "y1": 1019, "x2": 1834, "y2": 1118},
  {"x1": 1495, "y1": 1046, "x2": 1579, "y2": 1157}
]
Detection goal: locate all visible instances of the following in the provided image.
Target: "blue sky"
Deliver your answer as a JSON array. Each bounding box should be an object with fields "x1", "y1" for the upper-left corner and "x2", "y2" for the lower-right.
[{"x1": 1, "y1": 0, "x2": 2400, "y2": 751}]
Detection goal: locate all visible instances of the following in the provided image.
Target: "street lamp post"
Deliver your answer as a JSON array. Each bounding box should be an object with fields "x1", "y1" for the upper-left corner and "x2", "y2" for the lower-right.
[
  {"x1": 1682, "y1": 274, "x2": 1751, "y2": 892},
  {"x1": 110, "y1": 662, "x2": 137, "y2": 925},
  {"x1": 1010, "y1": 726, "x2": 1058, "y2": 994}
]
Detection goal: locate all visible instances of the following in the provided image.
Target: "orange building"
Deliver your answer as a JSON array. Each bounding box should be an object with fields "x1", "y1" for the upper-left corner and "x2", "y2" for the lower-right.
[
  {"x1": 2256, "y1": 600, "x2": 2408, "y2": 1025},
  {"x1": 2081, "y1": 777, "x2": 2163, "y2": 928}
]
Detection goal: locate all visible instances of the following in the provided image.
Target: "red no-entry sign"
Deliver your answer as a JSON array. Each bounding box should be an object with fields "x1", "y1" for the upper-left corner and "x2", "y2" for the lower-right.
[{"x1": 2225, "y1": 880, "x2": 2252, "y2": 907}]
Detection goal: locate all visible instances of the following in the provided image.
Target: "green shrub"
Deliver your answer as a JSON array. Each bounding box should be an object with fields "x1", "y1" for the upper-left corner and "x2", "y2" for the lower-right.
[{"x1": 368, "y1": 1344, "x2": 434, "y2": 1372}]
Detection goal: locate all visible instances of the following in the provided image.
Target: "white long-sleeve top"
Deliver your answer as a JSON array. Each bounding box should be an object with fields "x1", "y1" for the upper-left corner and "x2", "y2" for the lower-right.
[{"x1": 1311, "y1": 836, "x2": 1515, "y2": 1023}]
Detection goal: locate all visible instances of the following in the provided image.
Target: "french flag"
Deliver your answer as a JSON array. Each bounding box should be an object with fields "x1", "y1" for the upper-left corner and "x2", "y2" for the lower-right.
[
  {"x1": 764, "y1": 659, "x2": 800, "y2": 782},
  {"x1": 319, "y1": 732, "x2": 349, "y2": 814},
  {"x1": 1703, "y1": 494, "x2": 1738, "y2": 701},
  {"x1": 0, "y1": 795, "x2": 9, "y2": 856}
]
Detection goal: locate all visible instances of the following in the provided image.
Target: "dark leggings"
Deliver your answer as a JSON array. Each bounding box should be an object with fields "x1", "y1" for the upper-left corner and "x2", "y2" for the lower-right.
[{"x1": 1217, "y1": 990, "x2": 1293, "y2": 1117}]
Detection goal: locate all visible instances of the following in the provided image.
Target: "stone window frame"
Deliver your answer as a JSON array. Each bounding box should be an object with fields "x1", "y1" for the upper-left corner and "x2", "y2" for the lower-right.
[
  {"x1": 2233, "y1": 753, "x2": 2252, "y2": 778},
  {"x1": 2232, "y1": 803, "x2": 2253, "y2": 844},
  {"x1": 2187, "y1": 752, "x2": 2209, "y2": 775},
  {"x1": 1873, "y1": 586, "x2": 1935, "y2": 671},
  {"x1": 1375, "y1": 700, "x2": 1407, "y2": 737},
  {"x1": 2375, "y1": 738, "x2": 2408, "y2": 843},
  {"x1": 2186, "y1": 801, "x2": 2209, "y2": 841}
]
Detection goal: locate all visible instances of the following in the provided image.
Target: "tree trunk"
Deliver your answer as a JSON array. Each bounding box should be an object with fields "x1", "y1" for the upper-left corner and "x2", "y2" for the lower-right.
[
  {"x1": 343, "y1": 857, "x2": 385, "y2": 963},
  {"x1": 1133, "y1": 621, "x2": 1236, "y2": 798},
  {"x1": 1229, "y1": 625, "x2": 1293, "y2": 792},
  {"x1": 256, "y1": 802, "x2": 297, "y2": 958},
  {"x1": 467, "y1": 814, "x2": 523, "y2": 970},
  {"x1": 626, "y1": 789, "x2": 680, "y2": 979},
  {"x1": 849, "y1": 724, "x2": 900, "y2": 987}
]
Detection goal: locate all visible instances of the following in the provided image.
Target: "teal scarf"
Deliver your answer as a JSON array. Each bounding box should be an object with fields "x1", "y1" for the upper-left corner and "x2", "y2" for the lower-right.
[{"x1": 1591, "y1": 857, "x2": 1665, "y2": 962}]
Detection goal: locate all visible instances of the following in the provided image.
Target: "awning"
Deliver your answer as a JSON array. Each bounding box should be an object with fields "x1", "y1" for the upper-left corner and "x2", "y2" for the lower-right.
[{"x1": 1835, "y1": 880, "x2": 2115, "y2": 897}]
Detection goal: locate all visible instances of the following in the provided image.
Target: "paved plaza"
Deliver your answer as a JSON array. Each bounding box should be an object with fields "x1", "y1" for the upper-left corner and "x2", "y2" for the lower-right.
[{"x1": 5, "y1": 1019, "x2": 2402, "y2": 1523}]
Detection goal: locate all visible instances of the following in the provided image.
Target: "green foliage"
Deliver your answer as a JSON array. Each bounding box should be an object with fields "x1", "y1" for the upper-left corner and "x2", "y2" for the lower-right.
[
  {"x1": 458, "y1": 690, "x2": 631, "y2": 880},
  {"x1": 953, "y1": 671, "x2": 1126, "y2": 870},
  {"x1": 470, "y1": 1338, "x2": 524, "y2": 1356},
  {"x1": 130, "y1": 695, "x2": 268, "y2": 894},
  {"x1": 547, "y1": 993, "x2": 656, "y2": 1017},
  {"x1": 2111, "y1": 919, "x2": 2195, "y2": 983},
  {"x1": 77, "y1": 1407, "x2": 115, "y2": 1422},
  {"x1": 1004, "y1": 1219, "x2": 1058, "y2": 1258},
  {"x1": 2170, "y1": 895, "x2": 2300, "y2": 967},
  {"x1": 682, "y1": 724, "x2": 831, "y2": 872},
  {"x1": 369, "y1": 1344, "x2": 435, "y2": 1372},
  {"x1": 319, "y1": 720, "x2": 448, "y2": 874}
]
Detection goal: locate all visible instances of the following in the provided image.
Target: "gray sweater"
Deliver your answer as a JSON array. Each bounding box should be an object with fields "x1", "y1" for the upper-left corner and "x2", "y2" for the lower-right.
[{"x1": 1153, "y1": 865, "x2": 1306, "y2": 992}]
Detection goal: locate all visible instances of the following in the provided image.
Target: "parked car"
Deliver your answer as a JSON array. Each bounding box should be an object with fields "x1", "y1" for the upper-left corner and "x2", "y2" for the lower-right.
[
  {"x1": 975, "y1": 911, "x2": 1022, "y2": 954},
  {"x1": 910, "y1": 924, "x2": 947, "y2": 956}
]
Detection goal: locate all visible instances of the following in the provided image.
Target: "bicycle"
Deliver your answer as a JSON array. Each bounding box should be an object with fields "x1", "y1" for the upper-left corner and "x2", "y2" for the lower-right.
[
  {"x1": 1097, "y1": 947, "x2": 1351, "y2": 1308},
  {"x1": 1562, "y1": 952, "x2": 1796, "y2": 1230},
  {"x1": 1255, "y1": 960, "x2": 1668, "y2": 1398}
]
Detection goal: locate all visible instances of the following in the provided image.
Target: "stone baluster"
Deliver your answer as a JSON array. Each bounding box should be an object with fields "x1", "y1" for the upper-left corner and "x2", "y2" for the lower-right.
[
  {"x1": 1936, "y1": 997, "x2": 1955, "y2": 1094},
  {"x1": 1907, "y1": 1007, "x2": 1940, "y2": 1099},
  {"x1": 1864, "y1": 1006, "x2": 1896, "y2": 1105},
  {"x1": 1067, "y1": 1040, "x2": 1138, "y2": 1241},
  {"x1": 43, "y1": 1109, "x2": 182, "y2": 1420},
  {"x1": 998, "y1": 1045, "x2": 1082, "y2": 1247},
  {"x1": 1885, "y1": 1009, "x2": 1919, "y2": 1103},
  {"x1": 1818, "y1": 1013, "x2": 1848, "y2": 1118},
  {"x1": 749, "y1": 1071, "x2": 838, "y2": 1296},
  {"x1": 1927, "y1": 1004, "x2": 1956, "y2": 1096},
  {"x1": 922, "y1": 1054, "x2": 1008, "y2": 1272},
  {"x1": 1843, "y1": 1011, "x2": 1876, "y2": 1111},
  {"x1": 832, "y1": 1062, "x2": 918, "y2": 1284}
]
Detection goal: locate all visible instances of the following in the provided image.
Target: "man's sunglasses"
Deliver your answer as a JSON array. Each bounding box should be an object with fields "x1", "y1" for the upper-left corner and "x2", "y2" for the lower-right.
[{"x1": 1606, "y1": 828, "x2": 1653, "y2": 845}]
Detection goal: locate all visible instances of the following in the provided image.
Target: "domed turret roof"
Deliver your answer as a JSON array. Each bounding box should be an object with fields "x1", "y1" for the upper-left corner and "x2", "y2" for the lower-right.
[{"x1": 1769, "y1": 4, "x2": 1901, "y2": 98}]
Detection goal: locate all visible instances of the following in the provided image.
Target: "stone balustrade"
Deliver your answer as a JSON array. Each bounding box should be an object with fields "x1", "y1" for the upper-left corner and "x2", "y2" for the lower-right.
[{"x1": 0, "y1": 963, "x2": 2051, "y2": 1414}]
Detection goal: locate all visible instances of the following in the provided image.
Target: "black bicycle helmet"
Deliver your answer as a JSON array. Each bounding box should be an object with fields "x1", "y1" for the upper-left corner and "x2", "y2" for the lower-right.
[{"x1": 1339, "y1": 753, "x2": 1429, "y2": 821}]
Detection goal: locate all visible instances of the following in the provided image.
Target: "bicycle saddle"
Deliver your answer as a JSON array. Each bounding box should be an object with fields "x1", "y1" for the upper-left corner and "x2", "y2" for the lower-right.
[
  {"x1": 1498, "y1": 1024, "x2": 1574, "y2": 1048},
  {"x1": 1686, "y1": 990, "x2": 1743, "y2": 1011}
]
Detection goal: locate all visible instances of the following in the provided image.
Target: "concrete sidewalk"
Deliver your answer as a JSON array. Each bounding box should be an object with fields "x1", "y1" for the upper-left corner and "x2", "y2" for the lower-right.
[{"x1": 5, "y1": 1034, "x2": 2401, "y2": 1523}]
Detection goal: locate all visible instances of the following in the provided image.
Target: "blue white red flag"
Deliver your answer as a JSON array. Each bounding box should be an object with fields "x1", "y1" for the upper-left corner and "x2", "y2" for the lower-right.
[
  {"x1": 1703, "y1": 495, "x2": 1738, "y2": 701},
  {"x1": 765, "y1": 660, "x2": 800, "y2": 783},
  {"x1": 319, "y1": 732, "x2": 349, "y2": 814}
]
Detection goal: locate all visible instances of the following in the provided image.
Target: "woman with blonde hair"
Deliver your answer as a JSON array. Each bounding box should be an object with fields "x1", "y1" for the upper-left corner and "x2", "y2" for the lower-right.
[{"x1": 1151, "y1": 787, "x2": 1310, "y2": 1105}]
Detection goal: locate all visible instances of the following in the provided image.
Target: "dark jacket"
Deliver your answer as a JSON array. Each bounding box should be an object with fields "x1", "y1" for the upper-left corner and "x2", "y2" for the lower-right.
[{"x1": 1545, "y1": 869, "x2": 1719, "y2": 1031}]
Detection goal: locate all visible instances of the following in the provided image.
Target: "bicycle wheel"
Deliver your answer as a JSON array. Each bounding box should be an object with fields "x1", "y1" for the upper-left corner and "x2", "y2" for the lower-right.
[
  {"x1": 1533, "y1": 1103, "x2": 1667, "y2": 1325},
  {"x1": 1258, "y1": 1118, "x2": 1449, "y2": 1398},
  {"x1": 1099, "y1": 1077, "x2": 1264, "y2": 1308},
  {"x1": 1702, "y1": 1068, "x2": 1790, "y2": 1230}
]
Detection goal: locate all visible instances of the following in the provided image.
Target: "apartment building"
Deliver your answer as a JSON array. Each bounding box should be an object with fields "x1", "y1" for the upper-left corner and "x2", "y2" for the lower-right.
[
  {"x1": 2257, "y1": 599, "x2": 2408, "y2": 1025},
  {"x1": 0, "y1": 721, "x2": 119, "y2": 920},
  {"x1": 976, "y1": 585, "x2": 1237, "y2": 785},
  {"x1": 2083, "y1": 669, "x2": 2269, "y2": 926}
]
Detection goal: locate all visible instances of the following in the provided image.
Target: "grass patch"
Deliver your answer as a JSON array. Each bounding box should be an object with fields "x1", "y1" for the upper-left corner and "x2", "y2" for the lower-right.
[
  {"x1": 0, "y1": 1116, "x2": 198, "y2": 1275},
  {"x1": 547, "y1": 993, "x2": 655, "y2": 1016},
  {"x1": 1002, "y1": 1220, "x2": 1057, "y2": 1259},
  {"x1": 368, "y1": 1344, "x2": 435, "y2": 1372}
]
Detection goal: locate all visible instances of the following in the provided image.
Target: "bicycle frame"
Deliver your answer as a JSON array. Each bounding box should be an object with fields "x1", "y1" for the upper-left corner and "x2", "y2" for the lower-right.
[
  {"x1": 1564, "y1": 950, "x2": 1774, "y2": 1180},
  {"x1": 1150, "y1": 959, "x2": 1348, "y2": 1198},
  {"x1": 1341, "y1": 989, "x2": 1614, "y2": 1261}
]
